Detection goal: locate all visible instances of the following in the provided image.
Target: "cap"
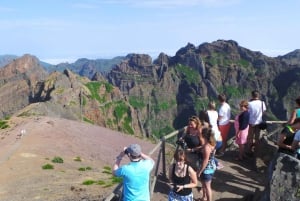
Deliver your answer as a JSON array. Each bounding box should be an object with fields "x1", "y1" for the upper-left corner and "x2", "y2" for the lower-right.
[{"x1": 127, "y1": 144, "x2": 141, "y2": 157}]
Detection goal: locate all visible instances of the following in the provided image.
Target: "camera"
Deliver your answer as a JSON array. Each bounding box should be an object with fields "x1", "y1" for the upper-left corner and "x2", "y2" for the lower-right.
[
  {"x1": 124, "y1": 148, "x2": 129, "y2": 155},
  {"x1": 176, "y1": 139, "x2": 187, "y2": 149}
]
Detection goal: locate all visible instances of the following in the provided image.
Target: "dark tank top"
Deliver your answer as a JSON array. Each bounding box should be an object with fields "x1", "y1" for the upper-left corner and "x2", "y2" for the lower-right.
[
  {"x1": 184, "y1": 134, "x2": 201, "y2": 149},
  {"x1": 172, "y1": 163, "x2": 192, "y2": 196}
]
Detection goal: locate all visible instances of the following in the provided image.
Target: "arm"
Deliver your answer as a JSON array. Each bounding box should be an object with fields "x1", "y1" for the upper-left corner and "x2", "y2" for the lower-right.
[
  {"x1": 187, "y1": 166, "x2": 198, "y2": 188},
  {"x1": 292, "y1": 132, "x2": 300, "y2": 151},
  {"x1": 197, "y1": 145, "x2": 209, "y2": 177},
  {"x1": 262, "y1": 101, "x2": 267, "y2": 113},
  {"x1": 141, "y1": 152, "x2": 154, "y2": 164},
  {"x1": 291, "y1": 140, "x2": 299, "y2": 151},
  {"x1": 288, "y1": 110, "x2": 296, "y2": 125},
  {"x1": 277, "y1": 134, "x2": 292, "y2": 150},
  {"x1": 218, "y1": 115, "x2": 223, "y2": 122},
  {"x1": 112, "y1": 149, "x2": 126, "y2": 176},
  {"x1": 198, "y1": 129, "x2": 205, "y2": 148}
]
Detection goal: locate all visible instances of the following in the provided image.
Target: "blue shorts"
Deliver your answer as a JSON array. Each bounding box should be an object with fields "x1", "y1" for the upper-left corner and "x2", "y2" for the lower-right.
[
  {"x1": 216, "y1": 141, "x2": 222, "y2": 151},
  {"x1": 200, "y1": 173, "x2": 214, "y2": 182}
]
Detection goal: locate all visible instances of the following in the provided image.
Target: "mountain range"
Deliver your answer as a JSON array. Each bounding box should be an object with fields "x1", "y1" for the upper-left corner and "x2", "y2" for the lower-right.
[{"x1": 0, "y1": 39, "x2": 300, "y2": 140}]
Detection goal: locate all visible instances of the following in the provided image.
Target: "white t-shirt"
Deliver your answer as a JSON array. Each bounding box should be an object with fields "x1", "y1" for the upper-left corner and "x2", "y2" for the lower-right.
[
  {"x1": 207, "y1": 110, "x2": 221, "y2": 140},
  {"x1": 294, "y1": 130, "x2": 300, "y2": 154},
  {"x1": 218, "y1": 102, "x2": 231, "y2": 125},
  {"x1": 248, "y1": 99, "x2": 266, "y2": 125}
]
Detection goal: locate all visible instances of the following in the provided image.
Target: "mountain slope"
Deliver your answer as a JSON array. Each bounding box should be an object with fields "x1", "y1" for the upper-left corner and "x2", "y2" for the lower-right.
[
  {"x1": 0, "y1": 115, "x2": 156, "y2": 201},
  {"x1": 1, "y1": 40, "x2": 300, "y2": 139}
]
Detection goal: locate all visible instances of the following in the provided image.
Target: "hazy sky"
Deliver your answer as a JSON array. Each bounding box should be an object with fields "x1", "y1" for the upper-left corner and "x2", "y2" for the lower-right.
[{"x1": 0, "y1": 0, "x2": 299, "y2": 64}]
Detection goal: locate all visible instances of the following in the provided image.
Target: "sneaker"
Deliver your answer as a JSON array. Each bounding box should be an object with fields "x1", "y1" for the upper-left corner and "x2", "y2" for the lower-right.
[{"x1": 217, "y1": 163, "x2": 224, "y2": 169}]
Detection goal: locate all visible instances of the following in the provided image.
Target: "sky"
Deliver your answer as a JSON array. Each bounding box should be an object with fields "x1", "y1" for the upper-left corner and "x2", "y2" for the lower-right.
[{"x1": 0, "y1": 0, "x2": 299, "y2": 64}]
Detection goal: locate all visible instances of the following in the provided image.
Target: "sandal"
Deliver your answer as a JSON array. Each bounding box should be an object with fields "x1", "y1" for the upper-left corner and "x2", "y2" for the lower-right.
[
  {"x1": 194, "y1": 198, "x2": 207, "y2": 201},
  {"x1": 217, "y1": 163, "x2": 224, "y2": 169}
]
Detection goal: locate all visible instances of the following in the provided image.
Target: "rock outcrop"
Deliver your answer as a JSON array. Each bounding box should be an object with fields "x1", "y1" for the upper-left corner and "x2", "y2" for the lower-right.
[
  {"x1": 0, "y1": 54, "x2": 48, "y2": 117},
  {"x1": 266, "y1": 153, "x2": 300, "y2": 201}
]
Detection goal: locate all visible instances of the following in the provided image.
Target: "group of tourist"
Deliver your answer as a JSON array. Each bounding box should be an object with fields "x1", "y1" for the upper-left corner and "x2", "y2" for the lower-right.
[
  {"x1": 169, "y1": 90, "x2": 268, "y2": 201},
  {"x1": 277, "y1": 96, "x2": 300, "y2": 159},
  {"x1": 111, "y1": 91, "x2": 300, "y2": 201}
]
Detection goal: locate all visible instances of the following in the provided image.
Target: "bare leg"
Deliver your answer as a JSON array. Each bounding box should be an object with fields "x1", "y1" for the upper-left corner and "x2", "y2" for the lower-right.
[
  {"x1": 201, "y1": 180, "x2": 207, "y2": 201},
  {"x1": 246, "y1": 126, "x2": 254, "y2": 153},
  {"x1": 205, "y1": 180, "x2": 212, "y2": 201}
]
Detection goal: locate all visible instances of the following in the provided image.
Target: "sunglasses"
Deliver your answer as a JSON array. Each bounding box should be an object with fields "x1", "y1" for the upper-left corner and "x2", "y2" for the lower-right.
[{"x1": 189, "y1": 116, "x2": 198, "y2": 121}]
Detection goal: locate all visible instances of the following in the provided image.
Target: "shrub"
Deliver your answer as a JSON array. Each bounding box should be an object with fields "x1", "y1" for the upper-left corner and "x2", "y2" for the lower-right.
[
  {"x1": 78, "y1": 167, "x2": 92, "y2": 171},
  {"x1": 74, "y1": 156, "x2": 82, "y2": 162},
  {"x1": 82, "y1": 180, "x2": 96, "y2": 185},
  {"x1": 42, "y1": 164, "x2": 54, "y2": 170},
  {"x1": 51, "y1": 156, "x2": 64, "y2": 163},
  {"x1": 78, "y1": 167, "x2": 86, "y2": 171}
]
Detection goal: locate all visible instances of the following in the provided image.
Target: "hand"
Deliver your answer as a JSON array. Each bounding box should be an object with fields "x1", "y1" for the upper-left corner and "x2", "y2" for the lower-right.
[
  {"x1": 116, "y1": 147, "x2": 126, "y2": 161},
  {"x1": 176, "y1": 185, "x2": 184, "y2": 192}
]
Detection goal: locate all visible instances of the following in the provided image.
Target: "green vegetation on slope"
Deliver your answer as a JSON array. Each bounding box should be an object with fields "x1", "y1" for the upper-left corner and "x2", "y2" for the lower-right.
[{"x1": 175, "y1": 64, "x2": 200, "y2": 85}]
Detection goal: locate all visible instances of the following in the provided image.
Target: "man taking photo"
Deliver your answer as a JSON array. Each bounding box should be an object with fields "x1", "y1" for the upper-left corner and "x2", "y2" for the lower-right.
[{"x1": 113, "y1": 144, "x2": 155, "y2": 201}]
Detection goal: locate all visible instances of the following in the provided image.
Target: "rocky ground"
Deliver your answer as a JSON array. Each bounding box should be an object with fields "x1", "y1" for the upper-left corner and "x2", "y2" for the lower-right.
[{"x1": 0, "y1": 116, "x2": 266, "y2": 201}]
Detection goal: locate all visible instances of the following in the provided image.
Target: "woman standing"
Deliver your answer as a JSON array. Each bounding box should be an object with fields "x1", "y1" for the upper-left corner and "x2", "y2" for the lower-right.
[
  {"x1": 207, "y1": 101, "x2": 224, "y2": 169},
  {"x1": 217, "y1": 93, "x2": 231, "y2": 155},
  {"x1": 234, "y1": 100, "x2": 250, "y2": 161},
  {"x1": 168, "y1": 149, "x2": 198, "y2": 201},
  {"x1": 288, "y1": 96, "x2": 300, "y2": 124},
  {"x1": 178, "y1": 116, "x2": 204, "y2": 171},
  {"x1": 207, "y1": 101, "x2": 223, "y2": 153},
  {"x1": 197, "y1": 128, "x2": 217, "y2": 201}
]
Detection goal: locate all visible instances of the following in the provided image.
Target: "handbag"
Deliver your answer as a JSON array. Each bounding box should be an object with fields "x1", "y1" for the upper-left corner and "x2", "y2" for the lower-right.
[{"x1": 258, "y1": 100, "x2": 267, "y2": 130}]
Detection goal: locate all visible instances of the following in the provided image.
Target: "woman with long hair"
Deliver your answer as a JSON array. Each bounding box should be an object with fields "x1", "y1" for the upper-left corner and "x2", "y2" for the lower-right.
[
  {"x1": 197, "y1": 128, "x2": 216, "y2": 201},
  {"x1": 178, "y1": 116, "x2": 204, "y2": 171},
  {"x1": 168, "y1": 149, "x2": 198, "y2": 201},
  {"x1": 288, "y1": 96, "x2": 300, "y2": 124}
]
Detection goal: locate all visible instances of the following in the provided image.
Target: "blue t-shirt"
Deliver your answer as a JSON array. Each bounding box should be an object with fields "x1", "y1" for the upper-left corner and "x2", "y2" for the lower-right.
[
  {"x1": 115, "y1": 159, "x2": 154, "y2": 201},
  {"x1": 296, "y1": 108, "x2": 300, "y2": 118}
]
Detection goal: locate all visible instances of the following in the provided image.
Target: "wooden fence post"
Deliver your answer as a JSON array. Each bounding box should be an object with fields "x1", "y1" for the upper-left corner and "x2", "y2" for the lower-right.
[{"x1": 161, "y1": 136, "x2": 166, "y2": 178}]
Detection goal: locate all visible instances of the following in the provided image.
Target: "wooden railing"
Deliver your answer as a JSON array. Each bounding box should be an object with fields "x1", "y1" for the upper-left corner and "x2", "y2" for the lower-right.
[{"x1": 103, "y1": 120, "x2": 286, "y2": 201}]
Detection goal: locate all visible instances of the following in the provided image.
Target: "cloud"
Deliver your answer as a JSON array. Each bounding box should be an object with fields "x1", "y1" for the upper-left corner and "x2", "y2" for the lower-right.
[{"x1": 101, "y1": 0, "x2": 240, "y2": 8}]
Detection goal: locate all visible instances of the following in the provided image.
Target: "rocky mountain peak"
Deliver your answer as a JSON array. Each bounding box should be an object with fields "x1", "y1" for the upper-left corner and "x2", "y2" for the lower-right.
[
  {"x1": 0, "y1": 54, "x2": 48, "y2": 81},
  {"x1": 175, "y1": 42, "x2": 197, "y2": 56},
  {"x1": 126, "y1": 53, "x2": 152, "y2": 67},
  {"x1": 0, "y1": 54, "x2": 48, "y2": 117},
  {"x1": 278, "y1": 49, "x2": 300, "y2": 65}
]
